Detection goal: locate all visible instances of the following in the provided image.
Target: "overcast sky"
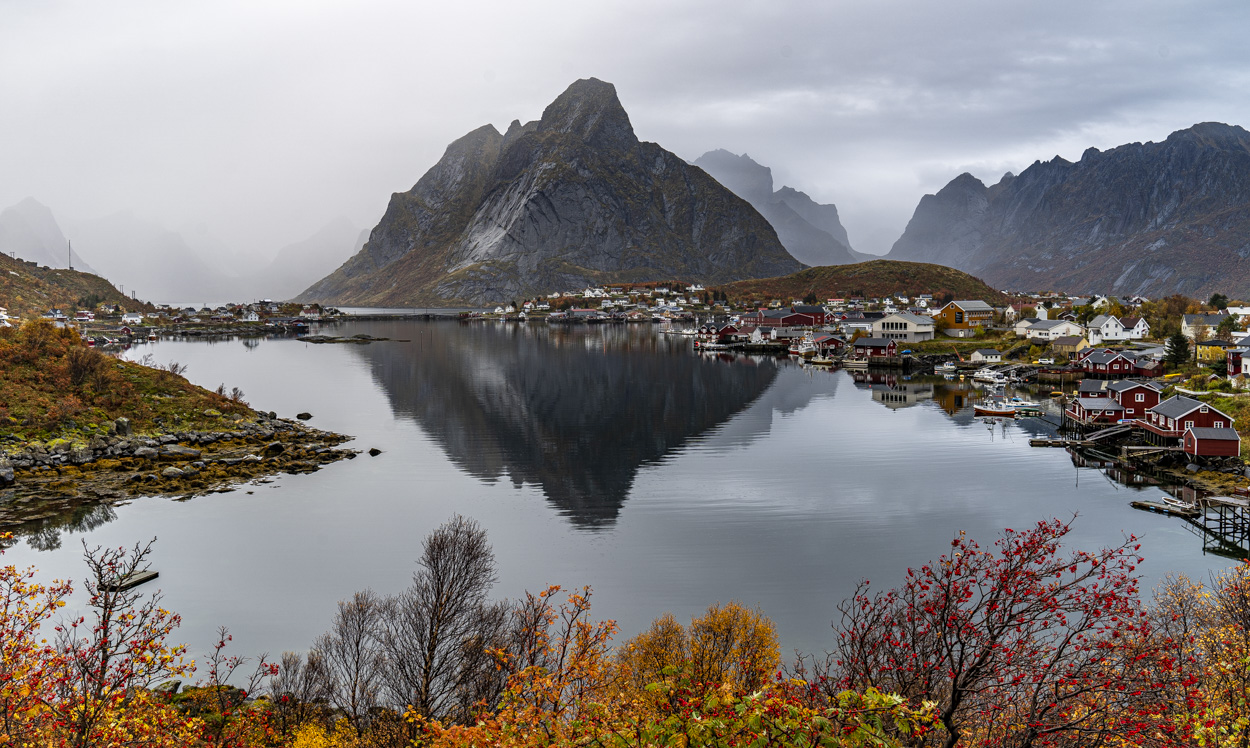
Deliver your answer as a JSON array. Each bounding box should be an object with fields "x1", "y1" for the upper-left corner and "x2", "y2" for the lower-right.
[{"x1": 3, "y1": 0, "x2": 1249, "y2": 258}]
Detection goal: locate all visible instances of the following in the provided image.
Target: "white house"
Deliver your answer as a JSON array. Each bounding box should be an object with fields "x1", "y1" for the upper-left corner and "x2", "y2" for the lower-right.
[
  {"x1": 1086, "y1": 315, "x2": 1126, "y2": 345},
  {"x1": 243, "y1": 311, "x2": 260, "y2": 322},
  {"x1": 872, "y1": 312, "x2": 935, "y2": 343},
  {"x1": 1021, "y1": 319, "x2": 1085, "y2": 341},
  {"x1": 970, "y1": 349, "x2": 1002, "y2": 363},
  {"x1": 121, "y1": 312, "x2": 144, "y2": 325}
]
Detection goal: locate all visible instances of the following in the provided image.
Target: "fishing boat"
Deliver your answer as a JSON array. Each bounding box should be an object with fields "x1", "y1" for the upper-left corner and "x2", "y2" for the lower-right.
[
  {"x1": 973, "y1": 397, "x2": 1018, "y2": 417},
  {"x1": 789, "y1": 336, "x2": 817, "y2": 358},
  {"x1": 935, "y1": 361, "x2": 957, "y2": 373}
]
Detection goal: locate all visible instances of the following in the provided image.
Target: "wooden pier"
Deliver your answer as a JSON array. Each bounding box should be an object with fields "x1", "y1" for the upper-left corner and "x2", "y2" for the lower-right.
[{"x1": 101, "y1": 570, "x2": 159, "y2": 592}]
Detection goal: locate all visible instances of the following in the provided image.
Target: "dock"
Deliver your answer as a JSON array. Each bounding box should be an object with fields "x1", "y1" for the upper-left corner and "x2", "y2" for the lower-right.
[
  {"x1": 101, "y1": 570, "x2": 159, "y2": 592},
  {"x1": 1130, "y1": 500, "x2": 1200, "y2": 518}
]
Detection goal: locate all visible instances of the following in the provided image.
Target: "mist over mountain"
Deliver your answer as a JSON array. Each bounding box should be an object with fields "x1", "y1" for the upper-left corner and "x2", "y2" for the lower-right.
[
  {"x1": 67, "y1": 211, "x2": 239, "y2": 303},
  {"x1": 251, "y1": 218, "x2": 364, "y2": 301},
  {"x1": 887, "y1": 122, "x2": 1250, "y2": 297},
  {"x1": 298, "y1": 78, "x2": 802, "y2": 307},
  {"x1": 692, "y1": 150, "x2": 863, "y2": 266},
  {"x1": 0, "y1": 198, "x2": 95, "y2": 273}
]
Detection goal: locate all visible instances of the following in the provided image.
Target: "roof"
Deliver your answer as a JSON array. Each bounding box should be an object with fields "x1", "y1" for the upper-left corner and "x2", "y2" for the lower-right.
[
  {"x1": 1051, "y1": 335, "x2": 1086, "y2": 346},
  {"x1": 1079, "y1": 380, "x2": 1109, "y2": 393},
  {"x1": 791, "y1": 304, "x2": 826, "y2": 315},
  {"x1": 1187, "y1": 427, "x2": 1240, "y2": 440},
  {"x1": 1199, "y1": 339, "x2": 1237, "y2": 348},
  {"x1": 1120, "y1": 316, "x2": 1144, "y2": 328},
  {"x1": 949, "y1": 300, "x2": 994, "y2": 312},
  {"x1": 1184, "y1": 313, "x2": 1228, "y2": 327},
  {"x1": 854, "y1": 337, "x2": 895, "y2": 347},
  {"x1": 1076, "y1": 397, "x2": 1123, "y2": 411},
  {"x1": 1088, "y1": 314, "x2": 1117, "y2": 328},
  {"x1": 1107, "y1": 379, "x2": 1162, "y2": 393},
  {"x1": 1030, "y1": 319, "x2": 1075, "y2": 330},
  {"x1": 879, "y1": 312, "x2": 934, "y2": 325},
  {"x1": 1084, "y1": 350, "x2": 1136, "y2": 365},
  {"x1": 974, "y1": 349, "x2": 1001, "y2": 355},
  {"x1": 1150, "y1": 395, "x2": 1207, "y2": 420}
]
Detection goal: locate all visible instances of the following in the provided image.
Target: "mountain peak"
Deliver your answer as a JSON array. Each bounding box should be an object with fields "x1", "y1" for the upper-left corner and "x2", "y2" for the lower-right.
[{"x1": 538, "y1": 77, "x2": 635, "y2": 148}]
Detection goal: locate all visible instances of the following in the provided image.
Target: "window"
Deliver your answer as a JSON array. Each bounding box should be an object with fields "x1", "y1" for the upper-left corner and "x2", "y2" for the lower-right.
[
  {"x1": 1136, "y1": 393, "x2": 1145, "y2": 402},
  {"x1": 1216, "y1": 421, "x2": 1225, "y2": 428},
  {"x1": 1185, "y1": 420, "x2": 1194, "y2": 431},
  {"x1": 1200, "y1": 406, "x2": 1208, "y2": 413}
]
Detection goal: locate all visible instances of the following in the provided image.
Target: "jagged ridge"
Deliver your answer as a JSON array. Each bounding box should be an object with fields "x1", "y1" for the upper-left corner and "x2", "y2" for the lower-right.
[
  {"x1": 298, "y1": 79, "x2": 802, "y2": 307},
  {"x1": 887, "y1": 122, "x2": 1250, "y2": 297}
]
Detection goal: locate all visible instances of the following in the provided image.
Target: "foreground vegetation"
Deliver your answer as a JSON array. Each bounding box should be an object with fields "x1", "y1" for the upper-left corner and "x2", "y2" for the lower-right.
[{"x1": 4, "y1": 517, "x2": 1250, "y2": 746}]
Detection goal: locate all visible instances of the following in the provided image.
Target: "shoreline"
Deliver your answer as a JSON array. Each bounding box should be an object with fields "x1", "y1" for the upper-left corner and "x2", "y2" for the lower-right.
[{"x1": 0, "y1": 412, "x2": 356, "y2": 532}]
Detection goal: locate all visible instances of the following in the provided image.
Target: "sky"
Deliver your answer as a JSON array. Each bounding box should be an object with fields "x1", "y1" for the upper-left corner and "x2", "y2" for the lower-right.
[{"x1": 3, "y1": 0, "x2": 1250, "y2": 258}]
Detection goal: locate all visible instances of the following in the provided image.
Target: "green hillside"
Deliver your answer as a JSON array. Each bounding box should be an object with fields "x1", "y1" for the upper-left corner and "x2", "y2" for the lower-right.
[
  {"x1": 714, "y1": 259, "x2": 1007, "y2": 304},
  {"x1": 0, "y1": 252, "x2": 152, "y2": 318}
]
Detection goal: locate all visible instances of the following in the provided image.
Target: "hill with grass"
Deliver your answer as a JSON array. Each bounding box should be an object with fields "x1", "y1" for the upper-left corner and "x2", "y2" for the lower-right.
[
  {"x1": 0, "y1": 321, "x2": 250, "y2": 443},
  {"x1": 0, "y1": 251, "x2": 152, "y2": 318},
  {"x1": 713, "y1": 259, "x2": 1006, "y2": 303}
]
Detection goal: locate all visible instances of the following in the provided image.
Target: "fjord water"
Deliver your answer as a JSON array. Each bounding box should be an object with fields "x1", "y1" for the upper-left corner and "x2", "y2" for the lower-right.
[{"x1": 8, "y1": 320, "x2": 1237, "y2": 660}]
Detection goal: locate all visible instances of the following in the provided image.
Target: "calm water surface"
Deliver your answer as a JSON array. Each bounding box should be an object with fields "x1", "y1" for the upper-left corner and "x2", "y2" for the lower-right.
[{"x1": 6, "y1": 320, "x2": 1238, "y2": 661}]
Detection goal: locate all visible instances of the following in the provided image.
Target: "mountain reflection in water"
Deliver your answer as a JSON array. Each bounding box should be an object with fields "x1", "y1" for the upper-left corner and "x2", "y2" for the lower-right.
[{"x1": 349, "y1": 323, "x2": 779, "y2": 528}]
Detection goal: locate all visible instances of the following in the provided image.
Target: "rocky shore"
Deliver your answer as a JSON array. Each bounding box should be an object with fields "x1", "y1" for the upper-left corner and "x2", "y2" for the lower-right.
[{"x1": 0, "y1": 412, "x2": 356, "y2": 530}]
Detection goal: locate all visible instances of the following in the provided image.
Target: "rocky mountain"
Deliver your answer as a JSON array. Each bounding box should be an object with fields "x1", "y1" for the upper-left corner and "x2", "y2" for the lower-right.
[
  {"x1": 887, "y1": 122, "x2": 1250, "y2": 297},
  {"x1": 692, "y1": 150, "x2": 862, "y2": 266},
  {"x1": 0, "y1": 198, "x2": 95, "y2": 273},
  {"x1": 298, "y1": 78, "x2": 802, "y2": 307}
]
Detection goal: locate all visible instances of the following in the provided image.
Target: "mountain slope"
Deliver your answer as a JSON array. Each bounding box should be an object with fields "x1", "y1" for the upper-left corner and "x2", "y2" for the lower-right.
[
  {"x1": 714, "y1": 259, "x2": 1006, "y2": 304},
  {"x1": 888, "y1": 122, "x2": 1250, "y2": 297},
  {"x1": 298, "y1": 78, "x2": 802, "y2": 307},
  {"x1": 692, "y1": 150, "x2": 859, "y2": 266},
  {"x1": 0, "y1": 251, "x2": 152, "y2": 318},
  {"x1": 0, "y1": 198, "x2": 95, "y2": 273}
]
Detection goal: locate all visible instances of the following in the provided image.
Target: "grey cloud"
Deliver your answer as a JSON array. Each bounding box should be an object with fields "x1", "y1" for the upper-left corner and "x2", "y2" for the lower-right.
[{"x1": 2, "y1": 0, "x2": 1248, "y2": 266}]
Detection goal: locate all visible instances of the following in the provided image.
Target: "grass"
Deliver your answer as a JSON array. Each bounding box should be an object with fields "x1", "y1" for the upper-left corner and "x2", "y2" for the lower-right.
[{"x1": 0, "y1": 321, "x2": 253, "y2": 446}]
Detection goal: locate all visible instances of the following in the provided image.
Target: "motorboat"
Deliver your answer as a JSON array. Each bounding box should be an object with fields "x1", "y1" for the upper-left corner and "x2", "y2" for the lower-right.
[{"x1": 935, "y1": 361, "x2": 958, "y2": 373}]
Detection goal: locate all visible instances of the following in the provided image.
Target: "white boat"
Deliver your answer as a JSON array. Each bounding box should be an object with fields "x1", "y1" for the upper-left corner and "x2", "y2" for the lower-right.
[
  {"x1": 1160, "y1": 494, "x2": 1196, "y2": 511},
  {"x1": 1006, "y1": 396, "x2": 1039, "y2": 408},
  {"x1": 789, "y1": 337, "x2": 817, "y2": 358},
  {"x1": 936, "y1": 361, "x2": 957, "y2": 373}
]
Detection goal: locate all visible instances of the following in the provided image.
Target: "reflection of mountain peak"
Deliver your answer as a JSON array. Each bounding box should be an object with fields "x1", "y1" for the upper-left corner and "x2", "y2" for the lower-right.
[{"x1": 351, "y1": 323, "x2": 778, "y2": 528}]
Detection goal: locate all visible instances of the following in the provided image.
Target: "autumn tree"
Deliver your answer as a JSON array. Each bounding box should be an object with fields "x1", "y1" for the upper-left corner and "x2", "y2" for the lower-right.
[
  {"x1": 309, "y1": 590, "x2": 385, "y2": 735},
  {"x1": 375, "y1": 515, "x2": 510, "y2": 722},
  {"x1": 832, "y1": 519, "x2": 1164, "y2": 748},
  {"x1": 53, "y1": 538, "x2": 194, "y2": 748},
  {"x1": 618, "y1": 602, "x2": 779, "y2": 699}
]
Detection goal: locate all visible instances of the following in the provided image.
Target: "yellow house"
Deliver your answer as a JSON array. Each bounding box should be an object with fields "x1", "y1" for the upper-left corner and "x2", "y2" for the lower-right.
[
  {"x1": 932, "y1": 300, "x2": 995, "y2": 338},
  {"x1": 1197, "y1": 339, "x2": 1235, "y2": 362}
]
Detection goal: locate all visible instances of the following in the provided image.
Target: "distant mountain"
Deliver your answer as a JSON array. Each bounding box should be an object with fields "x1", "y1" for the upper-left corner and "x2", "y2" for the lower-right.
[
  {"x1": 692, "y1": 150, "x2": 860, "y2": 266},
  {"x1": 252, "y1": 218, "x2": 364, "y2": 301},
  {"x1": 69, "y1": 211, "x2": 237, "y2": 303},
  {"x1": 0, "y1": 250, "x2": 151, "y2": 318},
  {"x1": 714, "y1": 259, "x2": 1006, "y2": 304},
  {"x1": 0, "y1": 198, "x2": 95, "y2": 273},
  {"x1": 298, "y1": 78, "x2": 802, "y2": 307},
  {"x1": 887, "y1": 122, "x2": 1250, "y2": 297}
]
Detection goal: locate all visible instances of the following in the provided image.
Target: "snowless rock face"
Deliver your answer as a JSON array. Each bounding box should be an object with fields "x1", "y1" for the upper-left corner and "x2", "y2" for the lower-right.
[
  {"x1": 299, "y1": 78, "x2": 801, "y2": 307},
  {"x1": 887, "y1": 123, "x2": 1250, "y2": 298},
  {"x1": 692, "y1": 149, "x2": 858, "y2": 266}
]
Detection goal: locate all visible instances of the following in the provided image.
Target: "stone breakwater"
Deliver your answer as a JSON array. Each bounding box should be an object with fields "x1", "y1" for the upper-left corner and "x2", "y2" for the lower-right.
[{"x1": 0, "y1": 412, "x2": 357, "y2": 530}]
